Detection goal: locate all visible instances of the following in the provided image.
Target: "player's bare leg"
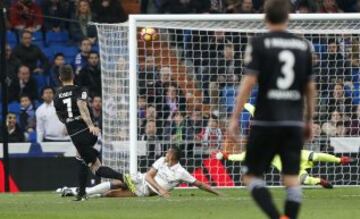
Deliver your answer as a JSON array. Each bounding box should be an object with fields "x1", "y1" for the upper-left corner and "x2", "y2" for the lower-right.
[
  {"x1": 283, "y1": 175, "x2": 302, "y2": 219},
  {"x1": 103, "y1": 189, "x2": 136, "y2": 198},
  {"x1": 243, "y1": 175, "x2": 280, "y2": 219}
]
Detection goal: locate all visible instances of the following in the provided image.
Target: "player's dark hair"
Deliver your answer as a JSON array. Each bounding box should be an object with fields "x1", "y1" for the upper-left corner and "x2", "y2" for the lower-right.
[
  {"x1": 7, "y1": 112, "x2": 16, "y2": 117},
  {"x1": 92, "y1": 95, "x2": 101, "y2": 102},
  {"x1": 59, "y1": 65, "x2": 74, "y2": 82},
  {"x1": 89, "y1": 51, "x2": 99, "y2": 57},
  {"x1": 169, "y1": 146, "x2": 182, "y2": 161},
  {"x1": 41, "y1": 86, "x2": 55, "y2": 96},
  {"x1": 328, "y1": 38, "x2": 337, "y2": 45},
  {"x1": 80, "y1": 37, "x2": 91, "y2": 45},
  {"x1": 54, "y1": 53, "x2": 65, "y2": 59},
  {"x1": 21, "y1": 30, "x2": 32, "y2": 38},
  {"x1": 264, "y1": 0, "x2": 290, "y2": 25},
  {"x1": 19, "y1": 94, "x2": 31, "y2": 100}
]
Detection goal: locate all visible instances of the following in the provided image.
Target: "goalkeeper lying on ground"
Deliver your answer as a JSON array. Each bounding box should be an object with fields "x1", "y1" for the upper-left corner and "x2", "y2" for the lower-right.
[
  {"x1": 216, "y1": 103, "x2": 354, "y2": 188},
  {"x1": 215, "y1": 149, "x2": 353, "y2": 189},
  {"x1": 58, "y1": 146, "x2": 221, "y2": 198}
]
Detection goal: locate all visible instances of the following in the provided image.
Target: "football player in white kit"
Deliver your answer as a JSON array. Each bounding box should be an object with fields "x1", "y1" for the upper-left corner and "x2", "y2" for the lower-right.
[{"x1": 59, "y1": 146, "x2": 221, "y2": 198}]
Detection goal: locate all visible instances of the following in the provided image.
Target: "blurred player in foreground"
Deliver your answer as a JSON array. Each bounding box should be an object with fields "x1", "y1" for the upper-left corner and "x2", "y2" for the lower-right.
[
  {"x1": 227, "y1": 0, "x2": 316, "y2": 217},
  {"x1": 59, "y1": 146, "x2": 221, "y2": 198},
  {"x1": 226, "y1": 103, "x2": 354, "y2": 189},
  {"x1": 215, "y1": 150, "x2": 353, "y2": 189}
]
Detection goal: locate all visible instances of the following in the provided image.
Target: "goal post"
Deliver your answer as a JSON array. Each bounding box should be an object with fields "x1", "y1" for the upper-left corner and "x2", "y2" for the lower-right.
[{"x1": 94, "y1": 13, "x2": 360, "y2": 186}]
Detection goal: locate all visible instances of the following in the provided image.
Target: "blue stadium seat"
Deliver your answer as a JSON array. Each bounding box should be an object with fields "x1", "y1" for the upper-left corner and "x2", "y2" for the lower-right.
[
  {"x1": 42, "y1": 47, "x2": 54, "y2": 60},
  {"x1": 6, "y1": 31, "x2": 18, "y2": 48},
  {"x1": 8, "y1": 101, "x2": 21, "y2": 115},
  {"x1": 32, "y1": 31, "x2": 44, "y2": 47},
  {"x1": 352, "y1": 81, "x2": 360, "y2": 105},
  {"x1": 28, "y1": 131, "x2": 37, "y2": 143},
  {"x1": 0, "y1": 103, "x2": 3, "y2": 122},
  {"x1": 28, "y1": 143, "x2": 43, "y2": 155},
  {"x1": 63, "y1": 46, "x2": 78, "y2": 64},
  {"x1": 92, "y1": 43, "x2": 99, "y2": 52},
  {"x1": 46, "y1": 31, "x2": 69, "y2": 46},
  {"x1": 313, "y1": 43, "x2": 326, "y2": 54},
  {"x1": 32, "y1": 74, "x2": 49, "y2": 97},
  {"x1": 50, "y1": 45, "x2": 78, "y2": 64},
  {"x1": 249, "y1": 87, "x2": 258, "y2": 104},
  {"x1": 221, "y1": 86, "x2": 237, "y2": 113},
  {"x1": 34, "y1": 100, "x2": 42, "y2": 109}
]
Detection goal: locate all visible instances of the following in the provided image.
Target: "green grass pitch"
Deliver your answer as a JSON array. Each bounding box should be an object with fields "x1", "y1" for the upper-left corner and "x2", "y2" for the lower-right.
[{"x1": 0, "y1": 187, "x2": 359, "y2": 219}]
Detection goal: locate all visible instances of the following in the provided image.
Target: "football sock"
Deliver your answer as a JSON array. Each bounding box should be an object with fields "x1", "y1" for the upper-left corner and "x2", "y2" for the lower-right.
[
  {"x1": 78, "y1": 161, "x2": 89, "y2": 196},
  {"x1": 284, "y1": 186, "x2": 302, "y2": 219},
  {"x1": 312, "y1": 152, "x2": 340, "y2": 163},
  {"x1": 86, "y1": 182, "x2": 111, "y2": 196},
  {"x1": 248, "y1": 179, "x2": 280, "y2": 219},
  {"x1": 95, "y1": 166, "x2": 123, "y2": 180}
]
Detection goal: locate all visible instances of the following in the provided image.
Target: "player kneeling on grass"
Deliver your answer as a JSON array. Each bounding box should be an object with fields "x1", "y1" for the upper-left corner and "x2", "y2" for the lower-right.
[
  {"x1": 216, "y1": 150, "x2": 353, "y2": 189},
  {"x1": 60, "y1": 146, "x2": 221, "y2": 198}
]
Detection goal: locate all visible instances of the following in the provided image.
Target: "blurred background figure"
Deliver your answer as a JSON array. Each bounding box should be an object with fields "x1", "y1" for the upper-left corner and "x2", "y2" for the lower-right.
[
  {"x1": 0, "y1": 113, "x2": 25, "y2": 143},
  {"x1": 10, "y1": 0, "x2": 44, "y2": 32}
]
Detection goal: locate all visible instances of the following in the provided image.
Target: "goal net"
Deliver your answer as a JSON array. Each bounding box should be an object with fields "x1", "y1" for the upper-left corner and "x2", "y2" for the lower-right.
[{"x1": 94, "y1": 14, "x2": 360, "y2": 187}]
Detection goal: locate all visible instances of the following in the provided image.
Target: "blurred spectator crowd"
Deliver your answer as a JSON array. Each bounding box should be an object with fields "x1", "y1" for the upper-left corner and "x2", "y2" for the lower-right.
[
  {"x1": 1, "y1": 0, "x2": 120, "y2": 143},
  {"x1": 1, "y1": 0, "x2": 360, "y2": 159}
]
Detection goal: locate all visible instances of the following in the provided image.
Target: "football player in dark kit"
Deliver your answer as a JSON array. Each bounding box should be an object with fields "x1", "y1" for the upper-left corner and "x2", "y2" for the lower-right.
[
  {"x1": 54, "y1": 65, "x2": 127, "y2": 201},
  {"x1": 228, "y1": 0, "x2": 316, "y2": 219}
]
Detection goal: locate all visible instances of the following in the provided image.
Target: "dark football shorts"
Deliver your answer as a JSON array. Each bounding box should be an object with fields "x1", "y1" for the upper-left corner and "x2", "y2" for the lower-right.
[
  {"x1": 244, "y1": 126, "x2": 304, "y2": 176},
  {"x1": 71, "y1": 128, "x2": 99, "y2": 165}
]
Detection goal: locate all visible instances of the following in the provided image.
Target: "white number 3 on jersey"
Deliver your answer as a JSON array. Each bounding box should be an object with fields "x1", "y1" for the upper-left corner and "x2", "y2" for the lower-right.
[{"x1": 277, "y1": 50, "x2": 295, "y2": 90}]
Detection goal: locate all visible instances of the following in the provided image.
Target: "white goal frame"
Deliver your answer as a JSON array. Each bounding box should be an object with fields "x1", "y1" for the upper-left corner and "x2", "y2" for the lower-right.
[{"x1": 127, "y1": 13, "x2": 360, "y2": 175}]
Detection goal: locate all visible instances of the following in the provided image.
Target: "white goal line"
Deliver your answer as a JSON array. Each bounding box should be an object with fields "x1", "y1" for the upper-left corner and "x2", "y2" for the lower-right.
[{"x1": 175, "y1": 185, "x2": 360, "y2": 190}]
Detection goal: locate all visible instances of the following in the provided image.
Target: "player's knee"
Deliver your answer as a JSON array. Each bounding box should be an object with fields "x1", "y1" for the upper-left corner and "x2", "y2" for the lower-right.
[
  {"x1": 90, "y1": 160, "x2": 101, "y2": 174},
  {"x1": 283, "y1": 175, "x2": 300, "y2": 187},
  {"x1": 242, "y1": 175, "x2": 253, "y2": 186},
  {"x1": 110, "y1": 180, "x2": 123, "y2": 189},
  {"x1": 246, "y1": 177, "x2": 266, "y2": 192},
  {"x1": 286, "y1": 186, "x2": 302, "y2": 203}
]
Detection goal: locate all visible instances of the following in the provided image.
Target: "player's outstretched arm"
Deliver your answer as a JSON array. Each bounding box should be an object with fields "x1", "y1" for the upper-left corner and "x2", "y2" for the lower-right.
[
  {"x1": 145, "y1": 167, "x2": 170, "y2": 198},
  {"x1": 77, "y1": 99, "x2": 100, "y2": 136},
  {"x1": 304, "y1": 80, "x2": 316, "y2": 140},
  {"x1": 192, "y1": 180, "x2": 222, "y2": 196},
  {"x1": 228, "y1": 75, "x2": 257, "y2": 141},
  {"x1": 216, "y1": 151, "x2": 246, "y2": 162}
]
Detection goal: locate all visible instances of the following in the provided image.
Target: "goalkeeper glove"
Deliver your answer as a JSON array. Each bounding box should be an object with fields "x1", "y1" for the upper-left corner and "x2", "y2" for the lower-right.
[{"x1": 215, "y1": 151, "x2": 229, "y2": 160}]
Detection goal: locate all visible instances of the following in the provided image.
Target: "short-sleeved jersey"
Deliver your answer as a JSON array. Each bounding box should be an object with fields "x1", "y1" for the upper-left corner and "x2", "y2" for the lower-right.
[
  {"x1": 244, "y1": 31, "x2": 313, "y2": 127},
  {"x1": 54, "y1": 85, "x2": 89, "y2": 136},
  {"x1": 150, "y1": 157, "x2": 196, "y2": 191}
]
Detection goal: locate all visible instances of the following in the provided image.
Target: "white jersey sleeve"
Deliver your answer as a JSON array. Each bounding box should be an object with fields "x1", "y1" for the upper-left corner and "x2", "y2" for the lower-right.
[
  {"x1": 152, "y1": 157, "x2": 165, "y2": 170},
  {"x1": 179, "y1": 168, "x2": 196, "y2": 184}
]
